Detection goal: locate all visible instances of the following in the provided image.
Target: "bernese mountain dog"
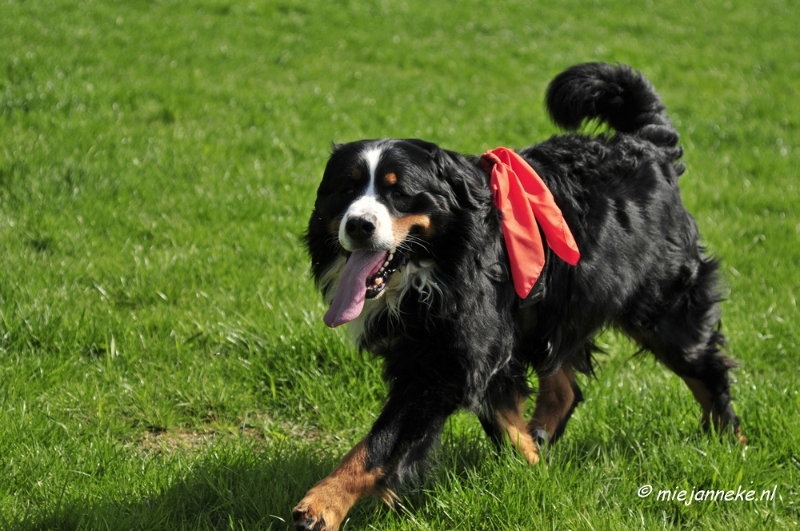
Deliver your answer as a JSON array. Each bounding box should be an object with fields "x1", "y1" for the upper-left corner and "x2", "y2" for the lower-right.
[{"x1": 294, "y1": 62, "x2": 746, "y2": 531}]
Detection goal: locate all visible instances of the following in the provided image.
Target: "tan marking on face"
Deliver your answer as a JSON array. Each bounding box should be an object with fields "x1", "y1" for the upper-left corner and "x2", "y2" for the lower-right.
[
  {"x1": 351, "y1": 168, "x2": 362, "y2": 180},
  {"x1": 391, "y1": 214, "x2": 432, "y2": 244},
  {"x1": 496, "y1": 394, "x2": 540, "y2": 465},
  {"x1": 384, "y1": 172, "x2": 397, "y2": 185},
  {"x1": 292, "y1": 438, "x2": 396, "y2": 531}
]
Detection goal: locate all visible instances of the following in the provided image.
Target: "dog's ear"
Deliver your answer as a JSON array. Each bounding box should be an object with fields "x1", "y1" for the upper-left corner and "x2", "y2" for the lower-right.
[
  {"x1": 401, "y1": 139, "x2": 488, "y2": 209},
  {"x1": 400, "y1": 138, "x2": 441, "y2": 161},
  {"x1": 436, "y1": 149, "x2": 488, "y2": 209}
]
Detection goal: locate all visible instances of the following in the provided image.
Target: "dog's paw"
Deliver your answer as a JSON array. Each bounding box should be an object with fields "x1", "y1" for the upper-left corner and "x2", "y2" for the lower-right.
[
  {"x1": 292, "y1": 498, "x2": 337, "y2": 531},
  {"x1": 532, "y1": 428, "x2": 548, "y2": 449}
]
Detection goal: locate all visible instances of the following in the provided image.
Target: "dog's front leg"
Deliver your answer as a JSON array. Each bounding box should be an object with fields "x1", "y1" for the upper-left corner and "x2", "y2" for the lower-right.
[
  {"x1": 292, "y1": 438, "x2": 384, "y2": 531},
  {"x1": 293, "y1": 386, "x2": 459, "y2": 531}
]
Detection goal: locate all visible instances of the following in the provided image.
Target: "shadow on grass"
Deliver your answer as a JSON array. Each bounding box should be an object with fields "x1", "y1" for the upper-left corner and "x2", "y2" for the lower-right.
[
  {"x1": 6, "y1": 430, "x2": 502, "y2": 531},
  {"x1": 9, "y1": 426, "x2": 735, "y2": 531},
  {"x1": 8, "y1": 443, "x2": 355, "y2": 531}
]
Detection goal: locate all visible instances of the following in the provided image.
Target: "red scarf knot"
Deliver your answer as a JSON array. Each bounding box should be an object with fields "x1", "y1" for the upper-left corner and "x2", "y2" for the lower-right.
[{"x1": 481, "y1": 147, "x2": 580, "y2": 299}]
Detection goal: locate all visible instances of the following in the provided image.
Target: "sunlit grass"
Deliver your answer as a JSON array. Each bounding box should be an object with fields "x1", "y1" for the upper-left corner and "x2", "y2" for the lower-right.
[{"x1": 1, "y1": 0, "x2": 797, "y2": 529}]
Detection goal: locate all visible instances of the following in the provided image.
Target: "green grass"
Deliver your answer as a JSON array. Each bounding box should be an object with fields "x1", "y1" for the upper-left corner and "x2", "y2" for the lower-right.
[{"x1": 1, "y1": 0, "x2": 798, "y2": 529}]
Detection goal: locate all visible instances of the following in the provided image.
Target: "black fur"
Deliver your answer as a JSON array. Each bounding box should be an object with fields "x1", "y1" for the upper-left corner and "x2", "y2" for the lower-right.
[{"x1": 304, "y1": 62, "x2": 740, "y2": 496}]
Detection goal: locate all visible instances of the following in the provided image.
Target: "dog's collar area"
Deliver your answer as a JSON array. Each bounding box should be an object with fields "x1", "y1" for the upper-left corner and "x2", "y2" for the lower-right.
[
  {"x1": 484, "y1": 260, "x2": 545, "y2": 308},
  {"x1": 480, "y1": 147, "x2": 581, "y2": 299}
]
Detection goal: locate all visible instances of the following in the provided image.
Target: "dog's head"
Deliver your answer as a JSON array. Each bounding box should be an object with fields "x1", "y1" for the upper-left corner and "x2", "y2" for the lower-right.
[{"x1": 306, "y1": 138, "x2": 490, "y2": 327}]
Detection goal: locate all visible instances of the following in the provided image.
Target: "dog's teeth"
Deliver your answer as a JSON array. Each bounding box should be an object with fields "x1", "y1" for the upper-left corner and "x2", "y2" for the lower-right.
[
  {"x1": 388, "y1": 253, "x2": 394, "y2": 261},
  {"x1": 374, "y1": 277, "x2": 384, "y2": 286},
  {"x1": 379, "y1": 267, "x2": 385, "y2": 273}
]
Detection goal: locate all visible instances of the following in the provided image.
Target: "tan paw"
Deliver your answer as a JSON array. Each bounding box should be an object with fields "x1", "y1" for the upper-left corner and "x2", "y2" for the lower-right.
[{"x1": 292, "y1": 495, "x2": 343, "y2": 531}]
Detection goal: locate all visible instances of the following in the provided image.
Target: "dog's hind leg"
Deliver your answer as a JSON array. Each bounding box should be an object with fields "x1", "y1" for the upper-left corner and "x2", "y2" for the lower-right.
[
  {"x1": 527, "y1": 364, "x2": 584, "y2": 447},
  {"x1": 620, "y1": 258, "x2": 747, "y2": 444},
  {"x1": 635, "y1": 325, "x2": 746, "y2": 444}
]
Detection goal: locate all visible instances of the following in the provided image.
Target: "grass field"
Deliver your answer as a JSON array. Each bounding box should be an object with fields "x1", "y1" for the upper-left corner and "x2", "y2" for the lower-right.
[{"x1": 1, "y1": 0, "x2": 798, "y2": 529}]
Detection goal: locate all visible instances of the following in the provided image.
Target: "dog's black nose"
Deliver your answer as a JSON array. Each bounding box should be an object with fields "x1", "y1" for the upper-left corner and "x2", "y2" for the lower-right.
[{"x1": 345, "y1": 216, "x2": 376, "y2": 240}]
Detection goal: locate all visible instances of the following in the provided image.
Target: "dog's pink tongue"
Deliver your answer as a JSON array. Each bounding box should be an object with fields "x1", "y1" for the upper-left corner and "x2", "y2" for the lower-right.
[{"x1": 324, "y1": 249, "x2": 389, "y2": 328}]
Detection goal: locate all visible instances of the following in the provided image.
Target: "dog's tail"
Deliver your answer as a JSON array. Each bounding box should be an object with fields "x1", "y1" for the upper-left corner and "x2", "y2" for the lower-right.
[{"x1": 546, "y1": 62, "x2": 684, "y2": 171}]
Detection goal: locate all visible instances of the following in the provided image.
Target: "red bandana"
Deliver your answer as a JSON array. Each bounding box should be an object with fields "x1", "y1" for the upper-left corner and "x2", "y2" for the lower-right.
[{"x1": 481, "y1": 147, "x2": 581, "y2": 299}]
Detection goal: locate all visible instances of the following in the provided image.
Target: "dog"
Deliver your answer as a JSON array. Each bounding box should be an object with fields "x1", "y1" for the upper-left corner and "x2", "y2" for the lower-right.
[{"x1": 294, "y1": 62, "x2": 746, "y2": 531}]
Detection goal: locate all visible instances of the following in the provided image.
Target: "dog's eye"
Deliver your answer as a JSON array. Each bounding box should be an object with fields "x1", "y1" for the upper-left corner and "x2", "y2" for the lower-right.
[
  {"x1": 342, "y1": 186, "x2": 355, "y2": 196},
  {"x1": 392, "y1": 190, "x2": 406, "y2": 199}
]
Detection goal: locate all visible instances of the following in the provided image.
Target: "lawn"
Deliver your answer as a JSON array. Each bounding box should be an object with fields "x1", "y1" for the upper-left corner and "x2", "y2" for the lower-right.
[{"x1": 0, "y1": 0, "x2": 797, "y2": 529}]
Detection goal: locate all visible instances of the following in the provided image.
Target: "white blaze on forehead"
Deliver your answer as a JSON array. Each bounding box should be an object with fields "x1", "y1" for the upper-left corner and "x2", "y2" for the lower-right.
[
  {"x1": 339, "y1": 146, "x2": 394, "y2": 251},
  {"x1": 363, "y1": 147, "x2": 382, "y2": 196}
]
